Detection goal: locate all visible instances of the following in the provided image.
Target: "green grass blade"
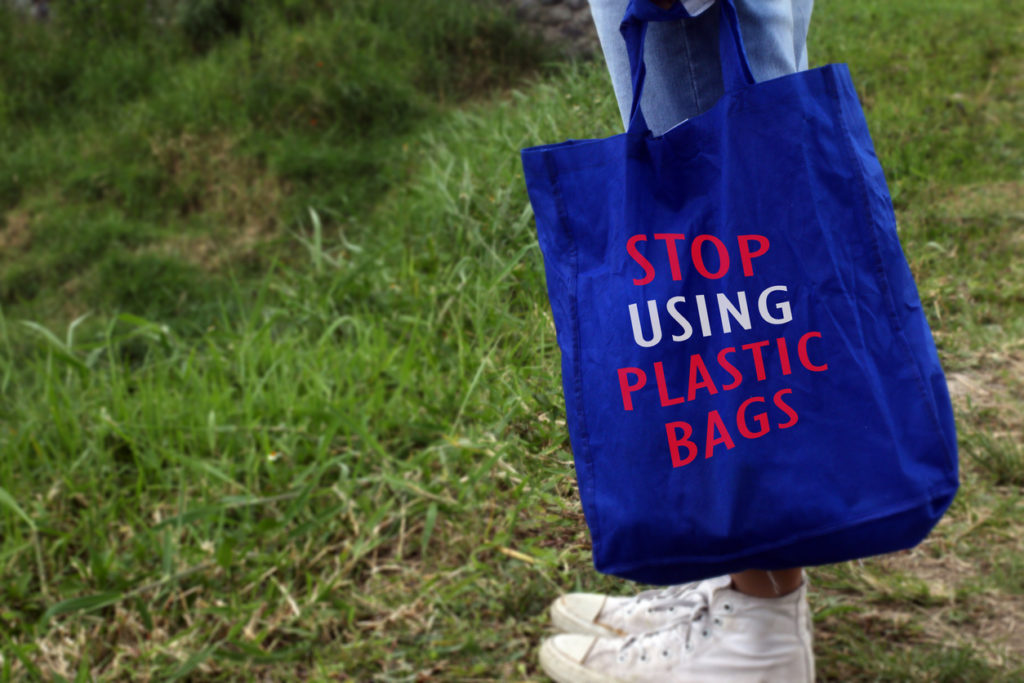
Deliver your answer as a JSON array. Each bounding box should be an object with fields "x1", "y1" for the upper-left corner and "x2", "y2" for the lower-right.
[
  {"x1": 40, "y1": 592, "x2": 122, "y2": 625},
  {"x1": 0, "y1": 486, "x2": 35, "y2": 530}
]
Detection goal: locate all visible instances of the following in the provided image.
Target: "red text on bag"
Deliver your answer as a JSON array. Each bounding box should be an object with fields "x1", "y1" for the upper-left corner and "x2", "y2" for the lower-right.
[
  {"x1": 616, "y1": 331, "x2": 828, "y2": 411},
  {"x1": 665, "y1": 388, "x2": 800, "y2": 467},
  {"x1": 627, "y1": 233, "x2": 770, "y2": 285}
]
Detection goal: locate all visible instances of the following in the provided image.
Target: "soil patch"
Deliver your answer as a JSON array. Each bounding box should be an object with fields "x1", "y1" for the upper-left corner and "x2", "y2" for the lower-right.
[{"x1": 0, "y1": 210, "x2": 32, "y2": 252}]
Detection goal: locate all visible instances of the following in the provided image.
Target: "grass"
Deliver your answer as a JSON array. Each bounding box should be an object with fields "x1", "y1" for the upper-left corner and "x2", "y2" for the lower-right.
[{"x1": 1, "y1": 0, "x2": 1022, "y2": 679}]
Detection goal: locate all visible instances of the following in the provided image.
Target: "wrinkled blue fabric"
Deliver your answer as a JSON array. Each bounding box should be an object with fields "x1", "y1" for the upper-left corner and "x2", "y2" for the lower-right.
[{"x1": 521, "y1": 0, "x2": 958, "y2": 584}]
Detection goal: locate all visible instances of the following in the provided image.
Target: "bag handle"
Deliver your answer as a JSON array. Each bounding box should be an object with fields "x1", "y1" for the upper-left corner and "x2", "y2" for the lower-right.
[{"x1": 621, "y1": 0, "x2": 755, "y2": 135}]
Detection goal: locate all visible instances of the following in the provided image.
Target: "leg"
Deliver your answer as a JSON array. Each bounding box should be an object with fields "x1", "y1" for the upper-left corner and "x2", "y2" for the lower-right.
[
  {"x1": 539, "y1": 3, "x2": 818, "y2": 680},
  {"x1": 587, "y1": 0, "x2": 813, "y2": 134},
  {"x1": 731, "y1": 567, "x2": 805, "y2": 597},
  {"x1": 588, "y1": 0, "x2": 720, "y2": 135},
  {"x1": 587, "y1": 0, "x2": 814, "y2": 599}
]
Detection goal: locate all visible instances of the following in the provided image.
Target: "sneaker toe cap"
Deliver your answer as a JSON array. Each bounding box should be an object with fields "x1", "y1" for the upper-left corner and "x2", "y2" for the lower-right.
[
  {"x1": 542, "y1": 633, "x2": 597, "y2": 665},
  {"x1": 554, "y1": 593, "x2": 605, "y2": 622},
  {"x1": 551, "y1": 593, "x2": 619, "y2": 637}
]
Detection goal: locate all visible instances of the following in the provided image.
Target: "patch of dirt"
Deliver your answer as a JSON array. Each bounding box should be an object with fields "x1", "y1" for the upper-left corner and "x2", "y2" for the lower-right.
[
  {"x1": 835, "y1": 596, "x2": 1024, "y2": 669},
  {"x1": 877, "y1": 547, "x2": 978, "y2": 591},
  {"x1": 913, "y1": 591, "x2": 1024, "y2": 669},
  {"x1": 148, "y1": 133, "x2": 290, "y2": 270},
  {"x1": 936, "y1": 181, "x2": 1024, "y2": 218},
  {"x1": 969, "y1": 593, "x2": 1024, "y2": 666},
  {"x1": 946, "y1": 370, "x2": 995, "y2": 405},
  {"x1": 0, "y1": 210, "x2": 32, "y2": 252},
  {"x1": 861, "y1": 519, "x2": 1024, "y2": 668},
  {"x1": 154, "y1": 220, "x2": 277, "y2": 271},
  {"x1": 919, "y1": 349, "x2": 1024, "y2": 664},
  {"x1": 934, "y1": 181, "x2": 1024, "y2": 256},
  {"x1": 946, "y1": 352, "x2": 1024, "y2": 433}
]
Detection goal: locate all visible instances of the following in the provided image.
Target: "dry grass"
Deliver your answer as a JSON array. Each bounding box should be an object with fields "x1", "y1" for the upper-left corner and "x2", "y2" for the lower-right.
[
  {"x1": 0, "y1": 209, "x2": 32, "y2": 252},
  {"x1": 148, "y1": 133, "x2": 290, "y2": 270}
]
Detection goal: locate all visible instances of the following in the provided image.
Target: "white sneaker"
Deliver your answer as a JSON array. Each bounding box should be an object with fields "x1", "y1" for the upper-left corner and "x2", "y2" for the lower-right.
[
  {"x1": 540, "y1": 580, "x2": 814, "y2": 683},
  {"x1": 550, "y1": 576, "x2": 732, "y2": 637}
]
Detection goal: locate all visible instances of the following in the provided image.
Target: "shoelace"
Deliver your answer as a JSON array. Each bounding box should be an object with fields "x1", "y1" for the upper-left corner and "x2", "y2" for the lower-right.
[
  {"x1": 617, "y1": 582, "x2": 731, "y2": 663},
  {"x1": 625, "y1": 580, "x2": 707, "y2": 615}
]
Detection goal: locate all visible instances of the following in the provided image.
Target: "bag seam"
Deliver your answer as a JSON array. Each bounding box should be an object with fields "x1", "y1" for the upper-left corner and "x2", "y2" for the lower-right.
[
  {"x1": 827, "y1": 66, "x2": 957, "y2": 487},
  {"x1": 601, "y1": 481, "x2": 959, "y2": 575},
  {"x1": 543, "y1": 152, "x2": 601, "y2": 554}
]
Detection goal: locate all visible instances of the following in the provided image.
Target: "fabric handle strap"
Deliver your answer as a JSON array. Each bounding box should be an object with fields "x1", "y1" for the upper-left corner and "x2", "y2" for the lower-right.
[{"x1": 621, "y1": 0, "x2": 755, "y2": 135}]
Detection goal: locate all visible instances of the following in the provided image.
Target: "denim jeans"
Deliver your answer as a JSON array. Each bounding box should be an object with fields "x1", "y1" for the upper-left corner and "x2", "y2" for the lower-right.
[{"x1": 588, "y1": 0, "x2": 813, "y2": 135}]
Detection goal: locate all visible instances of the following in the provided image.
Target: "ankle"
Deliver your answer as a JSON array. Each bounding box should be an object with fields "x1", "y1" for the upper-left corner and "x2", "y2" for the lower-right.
[{"x1": 729, "y1": 569, "x2": 804, "y2": 598}]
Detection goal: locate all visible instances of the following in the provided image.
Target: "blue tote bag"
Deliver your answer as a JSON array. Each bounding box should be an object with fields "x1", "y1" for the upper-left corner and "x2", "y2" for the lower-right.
[{"x1": 521, "y1": 0, "x2": 959, "y2": 584}]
